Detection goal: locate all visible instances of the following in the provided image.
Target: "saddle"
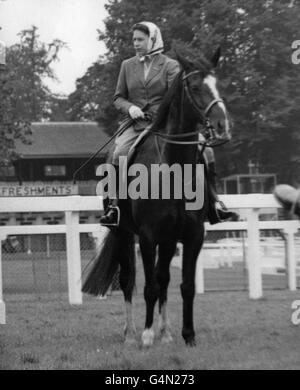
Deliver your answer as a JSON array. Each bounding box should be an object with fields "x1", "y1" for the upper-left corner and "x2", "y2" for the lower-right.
[{"x1": 127, "y1": 125, "x2": 152, "y2": 166}]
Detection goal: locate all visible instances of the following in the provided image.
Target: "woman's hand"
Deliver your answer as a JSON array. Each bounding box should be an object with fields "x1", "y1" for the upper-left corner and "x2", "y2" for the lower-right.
[{"x1": 128, "y1": 105, "x2": 145, "y2": 120}]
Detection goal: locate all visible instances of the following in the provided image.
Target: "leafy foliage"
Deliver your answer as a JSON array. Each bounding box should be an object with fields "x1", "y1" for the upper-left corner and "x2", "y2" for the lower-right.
[
  {"x1": 67, "y1": 0, "x2": 300, "y2": 184},
  {"x1": 0, "y1": 26, "x2": 67, "y2": 165},
  {"x1": 7, "y1": 26, "x2": 67, "y2": 121},
  {"x1": 0, "y1": 68, "x2": 31, "y2": 165}
]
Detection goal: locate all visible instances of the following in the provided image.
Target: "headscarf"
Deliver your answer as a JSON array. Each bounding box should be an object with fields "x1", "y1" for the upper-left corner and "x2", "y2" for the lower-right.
[{"x1": 134, "y1": 21, "x2": 164, "y2": 62}]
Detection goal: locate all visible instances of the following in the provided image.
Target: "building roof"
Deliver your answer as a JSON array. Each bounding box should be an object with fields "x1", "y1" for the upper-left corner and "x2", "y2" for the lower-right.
[{"x1": 15, "y1": 122, "x2": 111, "y2": 159}]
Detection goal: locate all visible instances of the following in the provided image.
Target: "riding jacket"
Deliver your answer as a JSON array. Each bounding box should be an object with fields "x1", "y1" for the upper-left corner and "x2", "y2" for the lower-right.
[{"x1": 113, "y1": 53, "x2": 180, "y2": 131}]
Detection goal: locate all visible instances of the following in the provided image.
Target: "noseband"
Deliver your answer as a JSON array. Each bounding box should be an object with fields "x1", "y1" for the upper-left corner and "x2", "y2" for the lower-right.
[{"x1": 151, "y1": 69, "x2": 230, "y2": 147}]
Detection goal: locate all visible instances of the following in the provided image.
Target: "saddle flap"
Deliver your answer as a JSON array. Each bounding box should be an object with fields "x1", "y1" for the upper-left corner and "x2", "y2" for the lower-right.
[{"x1": 127, "y1": 126, "x2": 152, "y2": 166}]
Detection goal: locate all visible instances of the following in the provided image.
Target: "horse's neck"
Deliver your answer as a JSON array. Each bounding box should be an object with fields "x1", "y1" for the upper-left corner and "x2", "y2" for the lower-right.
[{"x1": 162, "y1": 92, "x2": 198, "y2": 165}]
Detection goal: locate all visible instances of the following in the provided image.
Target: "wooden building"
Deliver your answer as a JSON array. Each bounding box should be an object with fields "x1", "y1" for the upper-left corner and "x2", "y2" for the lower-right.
[
  {"x1": 0, "y1": 122, "x2": 111, "y2": 231},
  {"x1": 0, "y1": 122, "x2": 110, "y2": 197}
]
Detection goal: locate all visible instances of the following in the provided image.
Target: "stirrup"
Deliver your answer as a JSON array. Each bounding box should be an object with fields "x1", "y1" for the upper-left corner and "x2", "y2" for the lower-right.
[
  {"x1": 100, "y1": 206, "x2": 120, "y2": 227},
  {"x1": 208, "y1": 203, "x2": 239, "y2": 224}
]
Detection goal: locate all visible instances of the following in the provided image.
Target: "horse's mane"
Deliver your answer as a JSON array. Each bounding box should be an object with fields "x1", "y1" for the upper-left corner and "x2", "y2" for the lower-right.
[
  {"x1": 151, "y1": 55, "x2": 212, "y2": 132},
  {"x1": 150, "y1": 69, "x2": 184, "y2": 132}
]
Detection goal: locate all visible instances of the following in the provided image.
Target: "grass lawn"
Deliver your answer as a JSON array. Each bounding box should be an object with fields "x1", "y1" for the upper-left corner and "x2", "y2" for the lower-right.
[{"x1": 0, "y1": 289, "x2": 299, "y2": 370}]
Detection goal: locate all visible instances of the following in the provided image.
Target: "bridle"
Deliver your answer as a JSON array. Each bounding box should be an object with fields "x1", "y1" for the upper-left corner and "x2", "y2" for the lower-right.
[
  {"x1": 150, "y1": 69, "x2": 231, "y2": 148},
  {"x1": 72, "y1": 70, "x2": 230, "y2": 182}
]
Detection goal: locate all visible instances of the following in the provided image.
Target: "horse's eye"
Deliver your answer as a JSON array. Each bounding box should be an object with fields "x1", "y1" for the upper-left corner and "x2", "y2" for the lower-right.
[{"x1": 191, "y1": 86, "x2": 200, "y2": 92}]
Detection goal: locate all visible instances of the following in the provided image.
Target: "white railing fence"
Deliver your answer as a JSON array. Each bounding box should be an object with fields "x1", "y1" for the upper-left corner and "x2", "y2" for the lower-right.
[{"x1": 0, "y1": 194, "x2": 299, "y2": 324}]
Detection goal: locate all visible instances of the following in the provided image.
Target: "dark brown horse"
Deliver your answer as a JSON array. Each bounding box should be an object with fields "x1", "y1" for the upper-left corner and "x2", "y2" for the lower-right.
[{"x1": 82, "y1": 49, "x2": 231, "y2": 347}]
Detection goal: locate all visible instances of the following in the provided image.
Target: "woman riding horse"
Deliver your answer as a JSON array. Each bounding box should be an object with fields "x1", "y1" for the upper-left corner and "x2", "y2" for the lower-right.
[
  {"x1": 83, "y1": 29, "x2": 233, "y2": 346},
  {"x1": 99, "y1": 21, "x2": 236, "y2": 226}
]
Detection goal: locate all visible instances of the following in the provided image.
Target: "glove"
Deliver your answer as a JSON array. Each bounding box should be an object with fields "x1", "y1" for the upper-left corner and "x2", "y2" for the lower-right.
[{"x1": 128, "y1": 105, "x2": 145, "y2": 120}]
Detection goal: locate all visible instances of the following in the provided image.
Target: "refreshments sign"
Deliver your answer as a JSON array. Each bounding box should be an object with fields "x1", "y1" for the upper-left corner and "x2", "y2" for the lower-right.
[{"x1": 0, "y1": 182, "x2": 78, "y2": 197}]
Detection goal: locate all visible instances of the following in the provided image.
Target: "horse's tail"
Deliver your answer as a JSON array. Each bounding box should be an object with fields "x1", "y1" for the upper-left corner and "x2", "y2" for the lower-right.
[{"x1": 82, "y1": 228, "x2": 136, "y2": 297}]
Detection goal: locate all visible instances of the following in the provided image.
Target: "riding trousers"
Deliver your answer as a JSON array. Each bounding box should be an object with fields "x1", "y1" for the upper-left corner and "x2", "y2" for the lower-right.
[
  {"x1": 112, "y1": 125, "x2": 142, "y2": 165},
  {"x1": 112, "y1": 126, "x2": 215, "y2": 165}
]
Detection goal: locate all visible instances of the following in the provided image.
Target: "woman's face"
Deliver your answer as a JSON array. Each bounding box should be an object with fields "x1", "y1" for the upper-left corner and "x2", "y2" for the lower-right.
[{"x1": 132, "y1": 29, "x2": 149, "y2": 56}]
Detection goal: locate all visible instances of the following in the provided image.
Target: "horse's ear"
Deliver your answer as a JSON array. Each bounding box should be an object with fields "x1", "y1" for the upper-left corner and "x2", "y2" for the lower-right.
[
  {"x1": 173, "y1": 50, "x2": 191, "y2": 71},
  {"x1": 211, "y1": 46, "x2": 221, "y2": 68}
]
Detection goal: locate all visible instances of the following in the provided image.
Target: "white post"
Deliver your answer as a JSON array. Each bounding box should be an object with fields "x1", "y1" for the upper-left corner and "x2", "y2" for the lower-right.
[
  {"x1": 246, "y1": 208, "x2": 262, "y2": 299},
  {"x1": 0, "y1": 234, "x2": 6, "y2": 324},
  {"x1": 284, "y1": 228, "x2": 297, "y2": 291},
  {"x1": 65, "y1": 211, "x2": 82, "y2": 305}
]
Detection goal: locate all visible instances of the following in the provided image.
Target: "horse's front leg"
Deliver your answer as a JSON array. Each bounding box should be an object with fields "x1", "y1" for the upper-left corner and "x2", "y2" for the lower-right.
[
  {"x1": 181, "y1": 228, "x2": 205, "y2": 346},
  {"x1": 156, "y1": 240, "x2": 177, "y2": 343},
  {"x1": 139, "y1": 234, "x2": 159, "y2": 347}
]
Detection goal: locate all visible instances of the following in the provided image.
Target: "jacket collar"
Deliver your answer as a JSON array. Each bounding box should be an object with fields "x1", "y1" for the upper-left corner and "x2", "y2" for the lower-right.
[
  {"x1": 134, "y1": 54, "x2": 165, "y2": 86},
  {"x1": 145, "y1": 54, "x2": 164, "y2": 85}
]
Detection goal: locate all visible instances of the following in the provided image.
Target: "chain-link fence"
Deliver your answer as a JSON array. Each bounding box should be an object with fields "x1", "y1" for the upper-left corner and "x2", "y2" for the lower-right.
[
  {"x1": 2, "y1": 228, "x2": 299, "y2": 301},
  {"x1": 200, "y1": 229, "x2": 300, "y2": 291},
  {"x1": 2, "y1": 233, "x2": 96, "y2": 300},
  {"x1": 260, "y1": 229, "x2": 288, "y2": 291},
  {"x1": 200, "y1": 230, "x2": 248, "y2": 292}
]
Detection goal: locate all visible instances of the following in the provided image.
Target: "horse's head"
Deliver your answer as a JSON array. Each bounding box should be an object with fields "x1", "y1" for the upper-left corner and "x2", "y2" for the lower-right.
[{"x1": 176, "y1": 48, "x2": 232, "y2": 146}]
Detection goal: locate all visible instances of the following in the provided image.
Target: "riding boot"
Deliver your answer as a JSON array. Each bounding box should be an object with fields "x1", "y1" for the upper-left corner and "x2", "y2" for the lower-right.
[
  {"x1": 99, "y1": 165, "x2": 120, "y2": 226},
  {"x1": 206, "y1": 162, "x2": 239, "y2": 224}
]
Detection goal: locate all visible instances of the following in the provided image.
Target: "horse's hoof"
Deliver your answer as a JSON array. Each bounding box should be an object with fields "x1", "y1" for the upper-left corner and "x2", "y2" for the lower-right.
[
  {"x1": 142, "y1": 328, "x2": 155, "y2": 347},
  {"x1": 185, "y1": 337, "x2": 196, "y2": 347},
  {"x1": 124, "y1": 336, "x2": 137, "y2": 346}
]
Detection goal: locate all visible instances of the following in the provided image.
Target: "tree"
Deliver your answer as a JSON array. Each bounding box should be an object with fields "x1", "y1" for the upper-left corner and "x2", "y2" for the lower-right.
[
  {"x1": 8, "y1": 25, "x2": 67, "y2": 121},
  {"x1": 0, "y1": 67, "x2": 31, "y2": 165},
  {"x1": 68, "y1": 61, "x2": 119, "y2": 130},
  {"x1": 68, "y1": 0, "x2": 300, "y2": 184},
  {"x1": 0, "y1": 26, "x2": 67, "y2": 165},
  {"x1": 48, "y1": 95, "x2": 70, "y2": 122},
  {"x1": 209, "y1": 0, "x2": 300, "y2": 184},
  {"x1": 68, "y1": 0, "x2": 195, "y2": 129}
]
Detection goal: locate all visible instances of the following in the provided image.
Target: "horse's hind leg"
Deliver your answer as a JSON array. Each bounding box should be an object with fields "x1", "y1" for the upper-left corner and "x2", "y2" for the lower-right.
[
  {"x1": 118, "y1": 231, "x2": 136, "y2": 345},
  {"x1": 120, "y1": 278, "x2": 136, "y2": 345},
  {"x1": 181, "y1": 228, "x2": 205, "y2": 346},
  {"x1": 123, "y1": 300, "x2": 136, "y2": 345},
  {"x1": 139, "y1": 234, "x2": 159, "y2": 347},
  {"x1": 156, "y1": 240, "x2": 177, "y2": 343}
]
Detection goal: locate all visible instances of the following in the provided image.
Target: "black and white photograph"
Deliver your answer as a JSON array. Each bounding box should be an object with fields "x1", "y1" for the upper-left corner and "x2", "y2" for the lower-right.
[{"x1": 0, "y1": 0, "x2": 299, "y2": 372}]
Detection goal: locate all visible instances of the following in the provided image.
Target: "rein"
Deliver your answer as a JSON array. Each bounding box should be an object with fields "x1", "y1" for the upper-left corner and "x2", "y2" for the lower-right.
[
  {"x1": 150, "y1": 69, "x2": 230, "y2": 147},
  {"x1": 72, "y1": 69, "x2": 230, "y2": 181}
]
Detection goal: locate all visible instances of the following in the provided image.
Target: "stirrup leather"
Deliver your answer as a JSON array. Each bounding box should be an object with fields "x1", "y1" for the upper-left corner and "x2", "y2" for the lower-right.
[{"x1": 216, "y1": 200, "x2": 228, "y2": 211}]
